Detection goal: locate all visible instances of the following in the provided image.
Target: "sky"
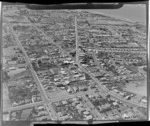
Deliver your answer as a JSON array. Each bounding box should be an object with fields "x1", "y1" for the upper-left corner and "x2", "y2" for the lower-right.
[{"x1": 89, "y1": 4, "x2": 146, "y2": 25}]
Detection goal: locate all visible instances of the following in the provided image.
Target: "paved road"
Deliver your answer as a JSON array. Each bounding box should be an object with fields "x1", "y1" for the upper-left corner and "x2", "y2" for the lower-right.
[
  {"x1": 8, "y1": 22, "x2": 50, "y2": 103},
  {"x1": 25, "y1": 17, "x2": 67, "y2": 55},
  {"x1": 48, "y1": 89, "x2": 96, "y2": 103},
  {"x1": 24, "y1": 15, "x2": 77, "y2": 62},
  {"x1": 4, "y1": 16, "x2": 147, "y2": 122},
  {"x1": 81, "y1": 51, "x2": 147, "y2": 108},
  {"x1": 75, "y1": 16, "x2": 79, "y2": 64},
  {"x1": 91, "y1": 51, "x2": 105, "y2": 71},
  {"x1": 79, "y1": 66, "x2": 147, "y2": 108},
  {"x1": 46, "y1": 103, "x2": 58, "y2": 120},
  {"x1": 4, "y1": 18, "x2": 80, "y2": 114},
  {"x1": 24, "y1": 16, "x2": 147, "y2": 109},
  {"x1": 3, "y1": 101, "x2": 44, "y2": 113},
  {"x1": 44, "y1": 103, "x2": 58, "y2": 120},
  {"x1": 3, "y1": 89, "x2": 95, "y2": 115},
  {"x1": 82, "y1": 95, "x2": 103, "y2": 119}
]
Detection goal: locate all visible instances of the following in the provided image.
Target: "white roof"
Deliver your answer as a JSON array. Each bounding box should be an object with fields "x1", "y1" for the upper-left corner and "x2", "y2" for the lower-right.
[
  {"x1": 83, "y1": 111, "x2": 90, "y2": 115},
  {"x1": 84, "y1": 115, "x2": 92, "y2": 120},
  {"x1": 141, "y1": 99, "x2": 147, "y2": 103},
  {"x1": 122, "y1": 113, "x2": 129, "y2": 118},
  {"x1": 9, "y1": 67, "x2": 16, "y2": 70}
]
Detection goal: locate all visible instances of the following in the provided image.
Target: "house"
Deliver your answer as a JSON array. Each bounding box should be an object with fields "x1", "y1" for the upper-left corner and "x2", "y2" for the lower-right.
[
  {"x1": 67, "y1": 87, "x2": 74, "y2": 94},
  {"x1": 72, "y1": 97, "x2": 79, "y2": 101},
  {"x1": 54, "y1": 77, "x2": 61, "y2": 82},
  {"x1": 61, "y1": 100, "x2": 68, "y2": 105},
  {"x1": 78, "y1": 84, "x2": 87, "y2": 91},
  {"x1": 38, "y1": 111, "x2": 48, "y2": 116},
  {"x1": 122, "y1": 113, "x2": 129, "y2": 119},
  {"x1": 113, "y1": 89, "x2": 119, "y2": 93},
  {"x1": 30, "y1": 57, "x2": 36, "y2": 61},
  {"x1": 59, "y1": 115, "x2": 70, "y2": 120},
  {"x1": 60, "y1": 70, "x2": 66, "y2": 74},
  {"x1": 113, "y1": 114, "x2": 122, "y2": 120},
  {"x1": 7, "y1": 60, "x2": 17, "y2": 65},
  {"x1": 63, "y1": 80, "x2": 70, "y2": 85},
  {"x1": 79, "y1": 75, "x2": 86, "y2": 80},
  {"x1": 11, "y1": 112, "x2": 17, "y2": 117},
  {"x1": 3, "y1": 113, "x2": 9, "y2": 121},
  {"x1": 119, "y1": 92, "x2": 125, "y2": 96},
  {"x1": 125, "y1": 95, "x2": 131, "y2": 100},
  {"x1": 111, "y1": 86, "x2": 118, "y2": 90},
  {"x1": 101, "y1": 103, "x2": 110, "y2": 109},
  {"x1": 37, "y1": 105, "x2": 45, "y2": 110},
  {"x1": 78, "y1": 107, "x2": 86, "y2": 113},
  {"x1": 73, "y1": 74, "x2": 80, "y2": 78},
  {"x1": 141, "y1": 98, "x2": 147, "y2": 103},
  {"x1": 25, "y1": 99, "x2": 31, "y2": 104},
  {"x1": 12, "y1": 102, "x2": 18, "y2": 107},
  {"x1": 84, "y1": 115, "x2": 93, "y2": 120},
  {"x1": 83, "y1": 110, "x2": 90, "y2": 115},
  {"x1": 8, "y1": 67, "x2": 16, "y2": 70},
  {"x1": 57, "y1": 111, "x2": 63, "y2": 117},
  {"x1": 36, "y1": 96, "x2": 42, "y2": 102},
  {"x1": 71, "y1": 86, "x2": 78, "y2": 92},
  {"x1": 113, "y1": 101, "x2": 118, "y2": 106},
  {"x1": 35, "y1": 115, "x2": 49, "y2": 121},
  {"x1": 76, "y1": 103, "x2": 84, "y2": 109},
  {"x1": 102, "y1": 116, "x2": 108, "y2": 120}
]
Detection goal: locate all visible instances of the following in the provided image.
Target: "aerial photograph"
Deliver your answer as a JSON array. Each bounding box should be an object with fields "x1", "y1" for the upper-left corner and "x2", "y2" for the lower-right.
[{"x1": 2, "y1": 4, "x2": 147, "y2": 122}]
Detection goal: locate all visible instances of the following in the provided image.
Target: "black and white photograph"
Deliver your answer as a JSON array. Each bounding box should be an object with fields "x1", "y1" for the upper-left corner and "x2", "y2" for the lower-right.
[{"x1": 1, "y1": 1, "x2": 148, "y2": 124}]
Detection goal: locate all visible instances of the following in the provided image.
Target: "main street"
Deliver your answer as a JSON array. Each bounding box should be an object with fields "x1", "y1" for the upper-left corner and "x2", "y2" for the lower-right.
[
  {"x1": 82, "y1": 95, "x2": 104, "y2": 120},
  {"x1": 72, "y1": 16, "x2": 147, "y2": 108},
  {"x1": 3, "y1": 14, "x2": 146, "y2": 121},
  {"x1": 91, "y1": 51, "x2": 147, "y2": 107},
  {"x1": 25, "y1": 14, "x2": 147, "y2": 109},
  {"x1": 75, "y1": 16, "x2": 79, "y2": 65},
  {"x1": 3, "y1": 87, "x2": 98, "y2": 114},
  {"x1": 79, "y1": 65, "x2": 147, "y2": 108},
  {"x1": 5, "y1": 20, "x2": 58, "y2": 119},
  {"x1": 24, "y1": 16, "x2": 71, "y2": 60},
  {"x1": 7, "y1": 22, "x2": 50, "y2": 104},
  {"x1": 4, "y1": 18, "x2": 97, "y2": 120}
]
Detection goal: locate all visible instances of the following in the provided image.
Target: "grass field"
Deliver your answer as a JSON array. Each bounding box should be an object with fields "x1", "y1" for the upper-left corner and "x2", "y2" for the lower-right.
[
  {"x1": 3, "y1": 82, "x2": 12, "y2": 109},
  {"x1": 124, "y1": 80, "x2": 147, "y2": 96}
]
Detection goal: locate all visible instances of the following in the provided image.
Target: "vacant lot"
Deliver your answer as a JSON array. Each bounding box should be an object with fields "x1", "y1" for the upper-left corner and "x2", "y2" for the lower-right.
[
  {"x1": 3, "y1": 82, "x2": 12, "y2": 109},
  {"x1": 124, "y1": 80, "x2": 147, "y2": 96}
]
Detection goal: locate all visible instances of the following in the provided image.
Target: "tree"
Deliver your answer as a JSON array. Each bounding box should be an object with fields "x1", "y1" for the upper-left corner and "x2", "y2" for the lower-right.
[
  {"x1": 11, "y1": 56, "x2": 18, "y2": 61},
  {"x1": 37, "y1": 59, "x2": 42, "y2": 67},
  {"x1": 106, "y1": 94, "x2": 111, "y2": 98},
  {"x1": 143, "y1": 67, "x2": 147, "y2": 72},
  {"x1": 70, "y1": 52, "x2": 76, "y2": 57},
  {"x1": 93, "y1": 100, "x2": 100, "y2": 106}
]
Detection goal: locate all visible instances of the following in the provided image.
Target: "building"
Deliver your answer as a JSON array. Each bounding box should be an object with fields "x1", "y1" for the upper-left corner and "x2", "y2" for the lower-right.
[
  {"x1": 84, "y1": 115, "x2": 93, "y2": 120},
  {"x1": 122, "y1": 113, "x2": 129, "y2": 119},
  {"x1": 7, "y1": 60, "x2": 17, "y2": 65}
]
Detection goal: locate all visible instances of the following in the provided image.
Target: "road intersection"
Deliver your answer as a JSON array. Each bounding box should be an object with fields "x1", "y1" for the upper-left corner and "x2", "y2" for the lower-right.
[{"x1": 3, "y1": 15, "x2": 147, "y2": 121}]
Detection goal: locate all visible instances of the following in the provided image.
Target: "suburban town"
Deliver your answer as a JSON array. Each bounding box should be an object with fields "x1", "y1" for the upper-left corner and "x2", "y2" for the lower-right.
[{"x1": 2, "y1": 5, "x2": 147, "y2": 122}]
